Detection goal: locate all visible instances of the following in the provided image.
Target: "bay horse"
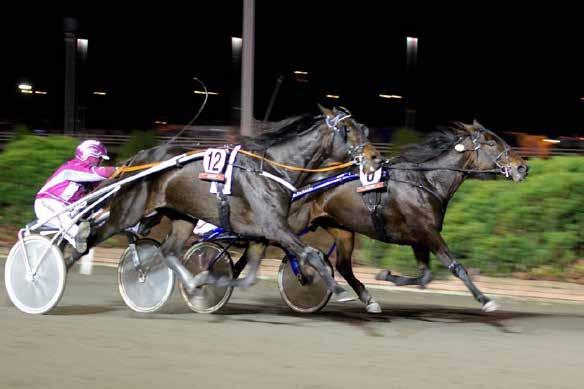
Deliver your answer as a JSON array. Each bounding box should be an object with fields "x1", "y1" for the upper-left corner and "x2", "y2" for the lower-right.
[
  {"x1": 70, "y1": 106, "x2": 381, "y2": 301},
  {"x1": 287, "y1": 121, "x2": 529, "y2": 312}
]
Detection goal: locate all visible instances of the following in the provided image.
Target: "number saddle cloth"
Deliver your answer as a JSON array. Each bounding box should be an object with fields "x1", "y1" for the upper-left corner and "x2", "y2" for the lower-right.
[{"x1": 197, "y1": 146, "x2": 242, "y2": 232}]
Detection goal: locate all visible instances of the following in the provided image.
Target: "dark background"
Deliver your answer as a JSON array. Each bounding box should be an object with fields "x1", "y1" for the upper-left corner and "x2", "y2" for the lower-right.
[{"x1": 1, "y1": 3, "x2": 583, "y2": 137}]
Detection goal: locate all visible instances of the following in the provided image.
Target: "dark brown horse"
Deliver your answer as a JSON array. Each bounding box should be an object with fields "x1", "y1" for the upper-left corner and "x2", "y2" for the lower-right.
[
  {"x1": 71, "y1": 106, "x2": 381, "y2": 301},
  {"x1": 287, "y1": 121, "x2": 529, "y2": 312}
]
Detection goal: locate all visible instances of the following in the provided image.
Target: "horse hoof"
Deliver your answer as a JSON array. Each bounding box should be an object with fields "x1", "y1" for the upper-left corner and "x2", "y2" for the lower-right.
[
  {"x1": 366, "y1": 302, "x2": 382, "y2": 313},
  {"x1": 334, "y1": 290, "x2": 356, "y2": 303},
  {"x1": 239, "y1": 277, "x2": 257, "y2": 289},
  {"x1": 482, "y1": 300, "x2": 499, "y2": 313},
  {"x1": 375, "y1": 270, "x2": 390, "y2": 281},
  {"x1": 215, "y1": 276, "x2": 232, "y2": 288},
  {"x1": 183, "y1": 281, "x2": 200, "y2": 294}
]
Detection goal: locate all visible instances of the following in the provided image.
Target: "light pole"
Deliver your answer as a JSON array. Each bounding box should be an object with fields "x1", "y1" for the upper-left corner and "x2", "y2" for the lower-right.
[
  {"x1": 240, "y1": 0, "x2": 255, "y2": 136},
  {"x1": 231, "y1": 37, "x2": 242, "y2": 124},
  {"x1": 405, "y1": 36, "x2": 418, "y2": 129},
  {"x1": 76, "y1": 38, "x2": 88, "y2": 132},
  {"x1": 63, "y1": 17, "x2": 78, "y2": 135}
]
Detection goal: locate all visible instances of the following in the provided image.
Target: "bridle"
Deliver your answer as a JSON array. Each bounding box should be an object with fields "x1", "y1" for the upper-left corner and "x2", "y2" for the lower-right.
[
  {"x1": 324, "y1": 111, "x2": 369, "y2": 165},
  {"x1": 468, "y1": 127, "x2": 514, "y2": 178}
]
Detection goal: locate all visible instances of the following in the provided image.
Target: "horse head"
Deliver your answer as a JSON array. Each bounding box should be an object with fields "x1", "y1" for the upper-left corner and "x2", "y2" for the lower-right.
[
  {"x1": 318, "y1": 105, "x2": 381, "y2": 174},
  {"x1": 451, "y1": 120, "x2": 528, "y2": 182}
]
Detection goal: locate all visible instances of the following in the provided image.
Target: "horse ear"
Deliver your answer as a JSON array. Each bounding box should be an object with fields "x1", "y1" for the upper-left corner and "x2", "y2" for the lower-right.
[
  {"x1": 450, "y1": 121, "x2": 469, "y2": 135},
  {"x1": 333, "y1": 106, "x2": 351, "y2": 116},
  {"x1": 472, "y1": 119, "x2": 484, "y2": 129},
  {"x1": 318, "y1": 104, "x2": 333, "y2": 117},
  {"x1": 463, "y1": 122, "x2": 476, "y2": 133}
]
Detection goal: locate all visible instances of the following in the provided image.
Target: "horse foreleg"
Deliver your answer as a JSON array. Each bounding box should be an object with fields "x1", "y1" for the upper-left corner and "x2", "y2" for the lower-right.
[
  {"x1": 326, "y1": 227, "x2": 380, "y2": 312},
  {"x1": 276, "y1": 230, "x2": 352, "y2": 302},
  {"x1": 242, "y1": 212, "x2": 351, "y2": 300},
  {"x1": 428, "y1": 232, "x2": 497, "y2": 312}
]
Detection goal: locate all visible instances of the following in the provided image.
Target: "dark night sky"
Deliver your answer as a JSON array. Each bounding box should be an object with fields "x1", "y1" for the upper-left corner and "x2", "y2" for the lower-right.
[{"x1": 1, "y1": 3, "x2": 583, "y2": 137}]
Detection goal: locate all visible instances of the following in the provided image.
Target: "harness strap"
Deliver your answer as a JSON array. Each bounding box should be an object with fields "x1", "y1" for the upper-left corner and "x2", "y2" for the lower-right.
[
  {"x1": 361, "y1": 189, "x2": 388, "y2": 242},
  {"x1": 215, "y1": 182, "x2": 232, "y2": 232}
]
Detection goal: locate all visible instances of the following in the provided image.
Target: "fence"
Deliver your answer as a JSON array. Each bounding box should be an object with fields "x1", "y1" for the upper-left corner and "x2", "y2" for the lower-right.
[{"x1": 0, "y1": 131, "x2": 582, "y2": 157}]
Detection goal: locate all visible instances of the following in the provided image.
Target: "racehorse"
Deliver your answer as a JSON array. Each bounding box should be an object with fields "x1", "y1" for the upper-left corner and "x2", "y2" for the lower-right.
[
  {"x1": 70, "y1": 106, "x2": 381, "y2": 301},
  {"x1": 287, "y1": 121, "x2": 529, "y2": 312}
]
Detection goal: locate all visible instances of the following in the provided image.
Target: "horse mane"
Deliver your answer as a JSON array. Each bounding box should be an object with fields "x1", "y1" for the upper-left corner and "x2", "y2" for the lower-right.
[
  {"x1": 242, "y1": 114, "x2": 321, "y2": 150},
  {"x1": 396, "y1": 123, "x2": 467, "y2": 163}
]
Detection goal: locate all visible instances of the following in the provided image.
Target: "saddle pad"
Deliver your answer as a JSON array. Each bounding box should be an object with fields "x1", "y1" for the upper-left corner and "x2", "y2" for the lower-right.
[
  {"x1": 357, "y1": 166, "x2": 384, "y2": 192},
  {"x1": 209, "y1": 145, "x2": 242, "y2": 195}
]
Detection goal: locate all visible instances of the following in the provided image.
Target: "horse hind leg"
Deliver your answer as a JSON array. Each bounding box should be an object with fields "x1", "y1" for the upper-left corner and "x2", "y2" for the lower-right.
[
  {"x1": 65, "y1": 214, "x2": 130, "y2": 269},
  {"x1": 375, "y1": 245, "x2": 433, "y2": 288},
  {"x1": 156, "y1": 219, "x2": 201, "y2": 292},
  {"x1": 211, "y1": 242, "x2": 266, "y2": 288},
  {"x1": 375, "y1": 269, "x2": 421, "y2": 286},
  {"x1": 375, "y1": 268, "x2": 429, "y2": 286},
  {"x1": 66, "y1": 180, "x2": 151, "y2": 268}
]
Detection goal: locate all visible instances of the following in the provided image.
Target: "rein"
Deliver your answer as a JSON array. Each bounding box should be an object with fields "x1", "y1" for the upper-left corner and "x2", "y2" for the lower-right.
[
  {"x1": 109, "y1": 147, "x2": 356, "y2": 179},
  {"x1": 110, "y1": 111, "x2": 367, "y2": 178},
  {"x1": 109, "y1": 149, "x2": 205, "y2": 178},
  {"x1": 236, "y1": 149, "x2": 355, "y2": 173},
  {"x1": 383, "y1": 164, "x2": 501, "y2": 174}
]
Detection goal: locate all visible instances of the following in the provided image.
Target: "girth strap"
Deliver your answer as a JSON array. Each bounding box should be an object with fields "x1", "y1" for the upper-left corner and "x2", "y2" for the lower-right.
[
  {"x1": 215, "y1": 182, "x2": 232, "y2": 232},
  {"x1": 361, "y1": 189, "x2": 387, "y2": 242}
]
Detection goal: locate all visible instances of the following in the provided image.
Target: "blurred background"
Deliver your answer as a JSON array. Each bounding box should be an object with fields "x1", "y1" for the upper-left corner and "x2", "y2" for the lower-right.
[{"x1": 0, "y1": 3, "x2": 582, "y2": 282}]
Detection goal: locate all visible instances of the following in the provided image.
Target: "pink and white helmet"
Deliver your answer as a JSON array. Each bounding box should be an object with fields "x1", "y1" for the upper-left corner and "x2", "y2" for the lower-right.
[{"x1": 75, "y1": 140, "x2": 110, "y2": 165}]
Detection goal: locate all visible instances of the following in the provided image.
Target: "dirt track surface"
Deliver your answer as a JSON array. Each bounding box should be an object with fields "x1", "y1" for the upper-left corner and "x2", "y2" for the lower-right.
[{"x1": 2, "y1": 261, "x2": 584, "y2": 389}]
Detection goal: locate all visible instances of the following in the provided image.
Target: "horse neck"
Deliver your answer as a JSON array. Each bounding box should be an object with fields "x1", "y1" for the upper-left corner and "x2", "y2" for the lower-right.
[
  {"x1": 419, "y1": 149, "x2": 474, "y2": 203},
  {"x1": 267, "y1": 125, "x2": 336, "y2": 186}
]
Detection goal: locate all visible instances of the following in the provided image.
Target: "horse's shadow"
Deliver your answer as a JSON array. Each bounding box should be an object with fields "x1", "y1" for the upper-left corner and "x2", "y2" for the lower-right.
[{"x1": 208, "y1": 296, "x2": 565, "y2": 335}]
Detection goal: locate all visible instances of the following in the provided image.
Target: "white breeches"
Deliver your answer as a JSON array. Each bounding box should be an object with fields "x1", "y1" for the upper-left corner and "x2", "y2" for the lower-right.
[{"x1": 34, "y1": 198, "x2": 79, "y2": 246}]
